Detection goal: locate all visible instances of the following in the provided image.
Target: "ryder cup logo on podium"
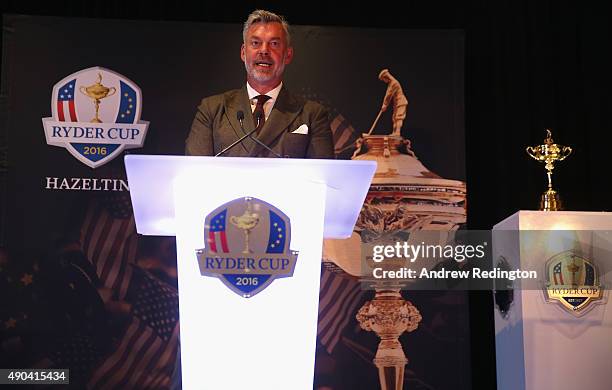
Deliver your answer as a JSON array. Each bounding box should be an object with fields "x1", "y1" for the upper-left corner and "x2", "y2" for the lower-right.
[
  {"x1": 545, "y1": 251, "x2": 604, "y2": 316},
  {"x1": 42, "y1": 67, "x2": 148, "y2": 168},
  {"x1": 196, "y1": 197, "x2": 298, "y2": 298}
]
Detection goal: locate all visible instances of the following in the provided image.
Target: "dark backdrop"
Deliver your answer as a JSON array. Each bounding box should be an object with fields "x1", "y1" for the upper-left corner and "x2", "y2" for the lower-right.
[
  {"x1": 0, "y1": 10, "x2": 466, "y2": 390},
  {"x1": 2, "y1": 2, "x2": 611, "y2": 389}
]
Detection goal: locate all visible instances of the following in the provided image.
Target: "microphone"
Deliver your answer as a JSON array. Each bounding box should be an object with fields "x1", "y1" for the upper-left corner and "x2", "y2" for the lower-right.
[
  {"x1": 254, "y1": 110, "x2": 265, "y2": 131},
  {"x1": 235, "y1": 110, "x2": 283, "y2": 158}
]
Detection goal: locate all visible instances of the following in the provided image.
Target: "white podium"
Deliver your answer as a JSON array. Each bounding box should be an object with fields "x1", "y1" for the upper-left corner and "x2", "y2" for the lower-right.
[
  {"x1": 493, "y1": 211, "x2": 612, "y2": 390},
  {"x1": 125, "y1": 155, "x2": 376, "y2": 390}
]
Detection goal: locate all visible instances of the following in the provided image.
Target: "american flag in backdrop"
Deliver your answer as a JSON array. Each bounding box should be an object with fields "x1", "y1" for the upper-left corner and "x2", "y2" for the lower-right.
[
  {"x1": 87, "y1": 267, "x2": 179, "y2": 389},
  {"x1": 299, "y1": 87, "x2": 360, "y2": 157},
  {"x1": 79, "y1": 196, "x2": 179, "y2": 389},
  {"x1": 57, "y1": 79, "x2": 78, "y2": 122},
  {"x1": 317, "y1": 262, "x2": 366, "y2": 354},
  {"x1": 314, "y1": 106, "x2": 365, "y2": 354},
  {"x1": 80, "y1": 197, "x2": 136, "y2": 300},
  {"x1": 48, "y1": 332, "x2": 107, "y2": 384},
  {"x1": 330, "y1": 113, "x2": 359, "y2": 156}
]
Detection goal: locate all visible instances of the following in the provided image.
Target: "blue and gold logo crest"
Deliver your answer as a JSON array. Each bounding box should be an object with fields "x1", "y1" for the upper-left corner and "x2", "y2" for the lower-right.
[
  {"x1": 196, "y1": 197, "x2": 298, "y2": 298},
  {"x1": 545, "y1": 251, "x2": 604, "y2": 315},
  {"x1": 42, "y1": 67, "x2": 148, "y2": 168}
]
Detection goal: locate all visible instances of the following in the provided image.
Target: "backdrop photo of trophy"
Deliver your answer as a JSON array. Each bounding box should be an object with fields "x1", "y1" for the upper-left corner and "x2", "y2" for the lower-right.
[{"x1": 325, "y1": 69, "x2": 467, "y2": 390}]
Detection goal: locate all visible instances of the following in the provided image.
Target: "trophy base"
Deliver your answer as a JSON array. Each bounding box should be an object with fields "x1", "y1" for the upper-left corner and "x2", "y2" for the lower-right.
[
  {"x1": 375, "y1": 360, "x2": 406, "y2": 390},
  {"x1": 540, "y1": 189, "x2": 562, "y2": 211}
]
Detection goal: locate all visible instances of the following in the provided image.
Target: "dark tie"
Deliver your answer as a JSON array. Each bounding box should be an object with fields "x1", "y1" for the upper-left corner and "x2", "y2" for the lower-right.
[{"x1": 252, "y1": 94, "x2": 271, "y2": 133}]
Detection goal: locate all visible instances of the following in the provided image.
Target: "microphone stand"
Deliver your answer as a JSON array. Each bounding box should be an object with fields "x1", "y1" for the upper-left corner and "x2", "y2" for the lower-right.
[
  {"x1": 214, "y1": 120, "x2": 259, "y2": 157},
  {"x1": 237, "y1": 110, "x2": 283, "y2": 158}
]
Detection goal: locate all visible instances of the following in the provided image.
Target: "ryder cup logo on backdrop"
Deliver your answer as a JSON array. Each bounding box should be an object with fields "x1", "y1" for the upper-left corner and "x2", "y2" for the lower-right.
[
  {"x1": 42, "y1": 67, "x2": 148, "y2": 168},
  {"x1": 196, "y1": 197, "x2": 299, "y2": 298}
]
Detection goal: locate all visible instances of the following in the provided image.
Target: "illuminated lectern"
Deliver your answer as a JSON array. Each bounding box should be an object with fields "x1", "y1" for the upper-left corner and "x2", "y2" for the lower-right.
[{"x1": 125, "y1": 155, "x2": 376, "y2": 390}]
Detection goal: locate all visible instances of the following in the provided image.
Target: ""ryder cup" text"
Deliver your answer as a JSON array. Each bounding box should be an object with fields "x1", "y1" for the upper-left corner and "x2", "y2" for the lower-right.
[{"x1": 50, "y1": 126, "x2": 140, "y2": 140}]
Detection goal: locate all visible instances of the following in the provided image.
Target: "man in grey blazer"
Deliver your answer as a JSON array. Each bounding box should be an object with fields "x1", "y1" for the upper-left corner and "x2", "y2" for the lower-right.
[{"x1": 185, "y1": 9, "x2": 334, "y2": 159}]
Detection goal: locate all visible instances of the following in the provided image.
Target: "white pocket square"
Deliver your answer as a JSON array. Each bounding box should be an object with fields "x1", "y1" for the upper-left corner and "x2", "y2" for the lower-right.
[{"x1": 291, "y1": 124, "x2": 309, "y2": 134}]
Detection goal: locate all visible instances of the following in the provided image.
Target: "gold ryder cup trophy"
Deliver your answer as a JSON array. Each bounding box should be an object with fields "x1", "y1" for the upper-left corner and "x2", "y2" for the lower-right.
[
  {"x1": 79, "y1": 73, "x2": 116, "y2": 123},
  {"x1": 526, "y1": 129, "x2": 572, "y2": 211}
]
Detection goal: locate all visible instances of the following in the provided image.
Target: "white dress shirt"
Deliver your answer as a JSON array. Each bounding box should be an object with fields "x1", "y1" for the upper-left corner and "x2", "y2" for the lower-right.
[{"x1": 246, "y1": 82, "x2": 282, "y2": 121}]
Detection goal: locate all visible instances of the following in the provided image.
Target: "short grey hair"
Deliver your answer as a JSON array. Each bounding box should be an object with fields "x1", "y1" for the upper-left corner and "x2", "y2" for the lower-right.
[{"x1": 242, "y1": 9, "x2": 291, "y2": 46}]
